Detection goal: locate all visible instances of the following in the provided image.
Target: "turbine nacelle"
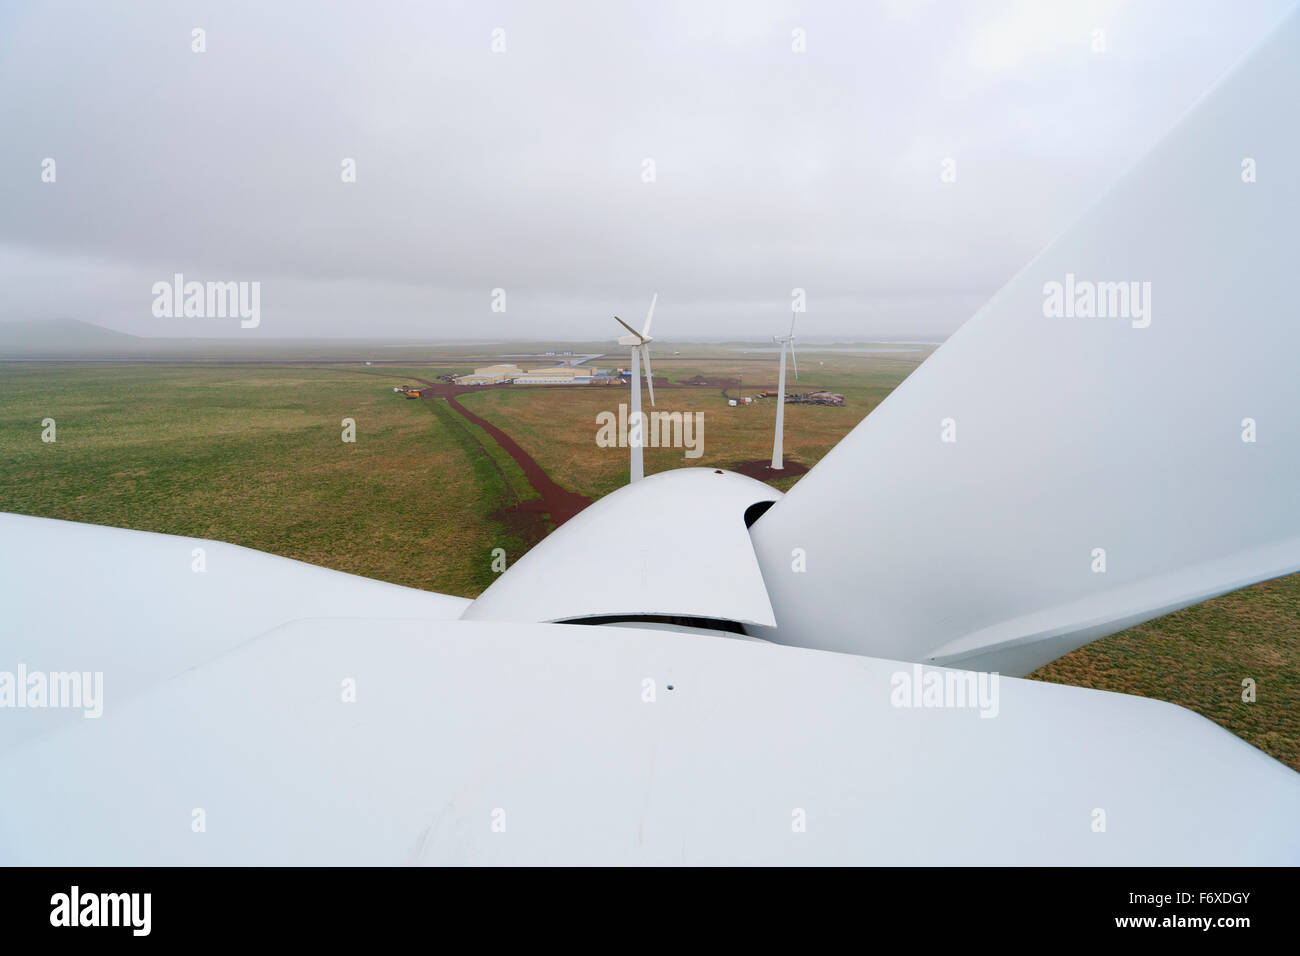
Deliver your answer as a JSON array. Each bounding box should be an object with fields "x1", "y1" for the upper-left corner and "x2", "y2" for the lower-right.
[
  {"x1": 617, "y1": 331, "x2": 651, "y2": 348},
  {"x1": 614, "y1": 294, "x2": 656, "y2": 346}
]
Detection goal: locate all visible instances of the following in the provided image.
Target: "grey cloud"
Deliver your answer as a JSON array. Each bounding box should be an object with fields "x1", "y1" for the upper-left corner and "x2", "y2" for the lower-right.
[{"x1": 0, "y1": 0, "x2": 1292, "y2": 339}]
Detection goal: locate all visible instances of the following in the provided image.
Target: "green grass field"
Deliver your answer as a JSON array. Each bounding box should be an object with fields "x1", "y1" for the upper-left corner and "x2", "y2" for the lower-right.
[
  {"x1": 1, "y1": 355, "x2": 1296, "y2": 770},
  {"x1": 0, "y1": 363, "x2": 532, "y2": 595}
]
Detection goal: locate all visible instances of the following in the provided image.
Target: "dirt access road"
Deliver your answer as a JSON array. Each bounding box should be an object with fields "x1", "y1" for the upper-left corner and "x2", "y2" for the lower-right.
[{"x1": 407, "y1": 378, "x2": 593, "y2": 528}]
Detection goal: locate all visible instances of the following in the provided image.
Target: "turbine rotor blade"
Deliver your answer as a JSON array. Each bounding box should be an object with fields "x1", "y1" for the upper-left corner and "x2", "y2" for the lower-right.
[
  {"x1": 749, "y1": 12, "x2": 1300, "y2": 677},
  {"x1": 614, "y1": 316, "x2": 643, "y2": 341},
  {"x1": 642, "y1": 293, "x2": 658, "y2": 338},
  {"x1": 791, "y1": 344, "x2": 798, "y2": 381}
]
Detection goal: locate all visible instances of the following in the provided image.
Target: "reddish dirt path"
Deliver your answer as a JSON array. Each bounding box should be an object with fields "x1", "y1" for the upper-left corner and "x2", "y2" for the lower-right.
[
  {"x1": 442, "y1": 394, "x2": 592, "y2": 527},
  {"x1": 409, "y1": 378, "x2": 593, "y2": 528}
]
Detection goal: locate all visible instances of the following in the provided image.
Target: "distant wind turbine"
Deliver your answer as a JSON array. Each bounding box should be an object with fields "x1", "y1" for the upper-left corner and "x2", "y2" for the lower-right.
[
  {"x1": 771, "y1": 313, "x2": 798, "y2": 469},
  {"x1": 614, "y1": 293, "x2": 657, "y2": 482}
]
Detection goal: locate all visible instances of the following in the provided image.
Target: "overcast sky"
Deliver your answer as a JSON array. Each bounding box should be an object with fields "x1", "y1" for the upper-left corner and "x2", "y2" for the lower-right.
[{"x1": 1, "y1": 0, "x2": 1294, "y2": 341}]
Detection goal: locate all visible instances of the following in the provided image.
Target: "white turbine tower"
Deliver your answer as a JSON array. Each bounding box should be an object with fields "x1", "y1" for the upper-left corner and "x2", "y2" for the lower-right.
[
  {"x1": 614, "y1": 293, "x2": 657, "y2": 483},
  {"x1": 771, "y1": 313, "x2": 798, "y2": 469}
]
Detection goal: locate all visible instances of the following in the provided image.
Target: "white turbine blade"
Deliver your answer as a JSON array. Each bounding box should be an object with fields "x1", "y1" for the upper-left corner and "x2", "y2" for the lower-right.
[
  {"x1": 2, "y1": 612, "x2": 1297, "y2": 864},
  {"x1": 642, "y1": 346, "x2": 655, "y2": 406},
  {"x1": 749, "y1": 10, "x2": 1300, "y2": 676},
  {"x1": 790, "y1": 343, "x2": 798, "y2": 381},
  {"x1": 642, "y1": 293, "x2": 658, "y2": 338},
  {"x1": 789, "y1": 312, "x2": 797, "y2": 337},
  {"x1": 0, "y1": 513, "x2": 468, "y2": 754},
  {"x1": 614, "y1": 316, "x2": 642, "y2": 341}
]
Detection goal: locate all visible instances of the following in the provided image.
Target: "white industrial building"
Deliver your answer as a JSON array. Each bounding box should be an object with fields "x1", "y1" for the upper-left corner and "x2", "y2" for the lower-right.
[
  {"x1": 513, "y1": 366, "x2": 594, "y2": 385},
  {"x1": 454, "y1": 363, "x2": 606, "y2": 386},
  {"x1": 454, "y1": 364, "x2": 523, "y2": 385}
]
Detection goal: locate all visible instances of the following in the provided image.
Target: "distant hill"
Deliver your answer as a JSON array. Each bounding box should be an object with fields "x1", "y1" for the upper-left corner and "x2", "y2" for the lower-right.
[{"x1": 0, "y1": 319, "x2": 141, "y2": 356}]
